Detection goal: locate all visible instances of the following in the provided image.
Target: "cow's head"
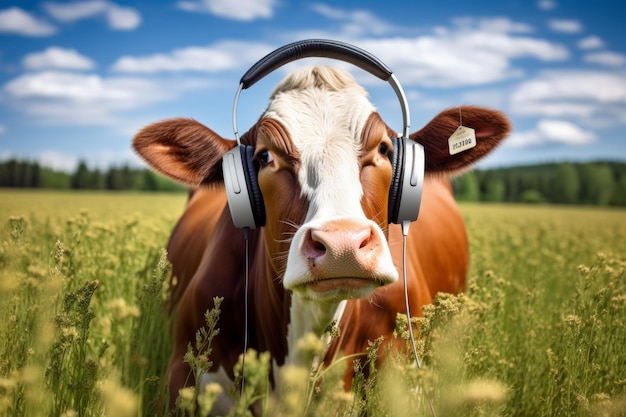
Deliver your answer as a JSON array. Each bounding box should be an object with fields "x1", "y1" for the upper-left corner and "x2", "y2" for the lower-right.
[{"x1": 133, "y1": 65, "x2": 510, "y2": 303}]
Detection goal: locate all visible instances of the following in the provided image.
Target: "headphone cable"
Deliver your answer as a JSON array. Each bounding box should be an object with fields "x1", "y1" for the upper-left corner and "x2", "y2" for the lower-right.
[
  {"x1": 241, "y1": 227, "x2": 250, "y2": 398},
  {"x1": 402, "y1": 222, "x2": 436, "y2": 417}
]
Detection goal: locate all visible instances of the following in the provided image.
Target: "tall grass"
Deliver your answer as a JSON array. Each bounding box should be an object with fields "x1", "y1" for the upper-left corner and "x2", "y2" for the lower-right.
[
  {"x1": 0, "y1": 191, "x2": 185, "y2": 416},
  {"x1": 0, "y1": 191, "x2": 624, "y2": 416}
]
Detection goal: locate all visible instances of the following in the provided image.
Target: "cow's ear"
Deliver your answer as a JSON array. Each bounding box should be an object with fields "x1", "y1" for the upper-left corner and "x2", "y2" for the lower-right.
[
  {"x1": 133, "y1": 118, "x2": 235, "y2": 187},
  {"x1": 410, "y1": 106, "x2": 511, "y2": 176}
]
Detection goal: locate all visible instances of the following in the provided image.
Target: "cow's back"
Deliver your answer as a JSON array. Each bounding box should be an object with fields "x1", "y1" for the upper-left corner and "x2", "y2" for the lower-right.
[{"x1": 167, "y1": 186, "x2": 228, "y2": 309}]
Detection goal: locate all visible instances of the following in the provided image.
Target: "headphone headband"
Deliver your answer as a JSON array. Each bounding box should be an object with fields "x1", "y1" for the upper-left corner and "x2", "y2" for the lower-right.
[{"x1": 233, "y1": 39, "x2": 410, "y2": 142}]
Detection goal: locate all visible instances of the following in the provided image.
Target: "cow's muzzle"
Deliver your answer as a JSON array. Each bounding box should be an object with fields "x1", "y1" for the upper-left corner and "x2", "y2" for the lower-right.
[{"x1": 284, "y1": 218, "x2": 398, "y2": 300}]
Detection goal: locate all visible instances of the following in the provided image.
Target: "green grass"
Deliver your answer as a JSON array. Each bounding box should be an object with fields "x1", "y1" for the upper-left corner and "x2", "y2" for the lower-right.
[{"x1": 0, "y1": 191, "x2": 624, "y2": 416}]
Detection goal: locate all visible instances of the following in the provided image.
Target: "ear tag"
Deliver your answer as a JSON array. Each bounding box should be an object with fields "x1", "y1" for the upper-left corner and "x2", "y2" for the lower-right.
[{"x1": 448, "y1": 125, "x2": 476, "y2": 155}]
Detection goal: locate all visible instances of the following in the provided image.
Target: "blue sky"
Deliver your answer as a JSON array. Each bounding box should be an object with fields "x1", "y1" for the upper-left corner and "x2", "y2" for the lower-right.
[{"x1": 1, "y1": 0, "x2": 625, "y2": 172}]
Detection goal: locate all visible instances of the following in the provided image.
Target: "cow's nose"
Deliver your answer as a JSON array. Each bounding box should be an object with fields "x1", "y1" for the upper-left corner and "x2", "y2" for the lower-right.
[{"x1": 302, "y1": 220, "x2": 379, "y2": 276}]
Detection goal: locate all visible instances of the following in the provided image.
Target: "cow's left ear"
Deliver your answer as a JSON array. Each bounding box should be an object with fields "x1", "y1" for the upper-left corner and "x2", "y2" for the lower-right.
[
  {"x1": 410, "y1": 106, "x2": 511, "y2": 176},
  {"x1": 133, "y1": 118, "x2": 235, "y2": 187}
]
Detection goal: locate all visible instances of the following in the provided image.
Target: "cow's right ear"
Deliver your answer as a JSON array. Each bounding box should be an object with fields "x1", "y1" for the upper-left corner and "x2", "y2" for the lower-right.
[{"x1": 132, "y1": 118, "x2": 235, "y2": 187}]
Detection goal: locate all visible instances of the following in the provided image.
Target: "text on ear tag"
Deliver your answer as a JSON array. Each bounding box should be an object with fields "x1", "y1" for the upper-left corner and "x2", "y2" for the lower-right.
[{"x1": 448, "y1": 125, "x2": 476, "y2": 155}]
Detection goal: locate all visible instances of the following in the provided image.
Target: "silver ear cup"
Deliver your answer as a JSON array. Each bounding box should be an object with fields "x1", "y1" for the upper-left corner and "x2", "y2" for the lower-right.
[
  {"x1": 394, "y1": 140, "x2": 424, "y2": 224},
  {"x1": 222, "y1": 146, "x2": 257, "y2": 229}
]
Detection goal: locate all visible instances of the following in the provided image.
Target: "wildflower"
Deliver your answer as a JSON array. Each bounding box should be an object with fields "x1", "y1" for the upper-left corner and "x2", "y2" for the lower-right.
[
  {"x1": 197, "y1": 383, "x2": 223, "y2": 416},
  {"x1": 611, "y1": 294, "x2": 626, "y2": 307},
  {"x1": 277, "y1": 365, "x2": 309, "y2": 415},
  {"x1": 394, "y1": 313, "x2": 410, "y2": 340},
  {"x1": 27, "y1": 265, "x2": 47, "y2": 279},
  {"x1": 9, "y1": 216, "x2": 25, "y2": 242},
  {"x1": 296, "y1": 332, "x2": 325, "y2": 363},
  {"x1": 61, "y1": 326, "x2": 79, "y2": 342},
  {"x1": 54, "y1": 240, "x2": 65, "y2": 264},
  {"x1": 100, "y1": 377, "x2": 139, "y2": 417},
  {"x1": 564, "y1": 314, "x2": 581, "y2": 326},
  {"x1": 577, "y1": 264, "x2": 591, "y2": 276},
  {"x1": 106, "y1": 298, "x2": 140, "y2": 321},
  {"x1": 456, "y1": 379, "x2": 507, "y2": 406},
  {"x1": 0, "y1": 377, "x2": 16, "y2": 391}
]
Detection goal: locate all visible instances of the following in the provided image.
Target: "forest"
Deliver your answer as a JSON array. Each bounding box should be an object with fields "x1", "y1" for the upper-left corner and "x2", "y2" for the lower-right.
[
  {"x1": 0, "y1": 159, "x2": 185, "y2": 192},
  {"x1": 0, "y1": 158, "x2": 625, "y2": 206},
  {"x1": 452, "y1": 160, "x2": 626, "y2": 206}
]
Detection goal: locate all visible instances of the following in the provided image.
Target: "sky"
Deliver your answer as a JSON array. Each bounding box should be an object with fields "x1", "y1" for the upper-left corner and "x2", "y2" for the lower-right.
[{"x1": 0, "y1": 0, "x2": 625, "y2": 173}]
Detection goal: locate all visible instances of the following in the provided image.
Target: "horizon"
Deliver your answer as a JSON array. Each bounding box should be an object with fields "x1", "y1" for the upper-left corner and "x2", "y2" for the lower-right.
[{"x1": 1, "y1": 0, "x2": 625, "y2": 173}]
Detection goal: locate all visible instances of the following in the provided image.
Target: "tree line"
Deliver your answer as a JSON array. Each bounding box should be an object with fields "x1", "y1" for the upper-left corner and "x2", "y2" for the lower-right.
[
  {"x1": 0, "y1": 159, "x2": 185, "y2": 192},
  {"x1": 1, "y1": 158, "x2": 625, "y2": 206},
  {"x1": 452, "y1": 161, "x2": 626, "y2": 206}
]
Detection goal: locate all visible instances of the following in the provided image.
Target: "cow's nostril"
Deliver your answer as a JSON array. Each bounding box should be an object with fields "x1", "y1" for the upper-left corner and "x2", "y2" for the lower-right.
[
  {"x1": 359, "y1": 229, "x2": 373, "y2": 250},
  {"x1": 304, "y1": 229, "x2": 327, "y2": 258},
  {"x1": 313, "y1": 241, "x2": 326, "y2": 252}
]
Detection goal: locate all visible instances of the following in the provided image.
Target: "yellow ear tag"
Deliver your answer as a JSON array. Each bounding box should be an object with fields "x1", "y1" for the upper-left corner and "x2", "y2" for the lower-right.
[{"x1": 448, "y1": 125, "x2": 476, "y2": 155}]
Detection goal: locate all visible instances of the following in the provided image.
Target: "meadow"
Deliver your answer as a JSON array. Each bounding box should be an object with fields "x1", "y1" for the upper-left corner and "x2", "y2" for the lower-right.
[{"x1": 0, "y1": 189, "x2": 624, "y2": 416}]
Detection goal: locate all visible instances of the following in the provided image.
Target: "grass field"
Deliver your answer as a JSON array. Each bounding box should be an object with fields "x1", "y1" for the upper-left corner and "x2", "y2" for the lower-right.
[{"x1": 0, "y1": 190, "x2": 624, "y2": 416}]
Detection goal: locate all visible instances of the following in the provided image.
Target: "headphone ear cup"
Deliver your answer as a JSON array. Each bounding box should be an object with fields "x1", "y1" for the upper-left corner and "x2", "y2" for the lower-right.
[
  {"x1": 241, "y1": 146, "x2": 266, "y2": 227},
  {"x1": 222, "y1": 145, "x2": 265, "y2": 229},
  {"x1": 388, "y1": 138, "x2": 424, "y2": 225},
  {"x1": 388, "y1": 137, "x2": 405, "y2": 224}
]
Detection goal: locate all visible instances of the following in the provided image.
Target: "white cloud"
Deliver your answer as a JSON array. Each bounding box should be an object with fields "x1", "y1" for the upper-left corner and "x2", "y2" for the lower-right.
[
  {"x1": 538, "y1": 0, "x2": 558, "y2": 11},
  {"x1": 511, "y1": 70, "x2": 626, "y2": 127},
  {"x1": 29, "y1": 149, "x2": 143, "y2": 172},
  {"x1": 43, "y1": 1, "x2": 141, "y2": 30},
  {"x1": 111, "y1": 41, "x2": 273, "y2": 73},
  {"x1": 0, "y1": 124, "x2": 6, "y2": 135},
  {"x1": 176, "y1": 0, "x2": 277, "y2": 21},
  {"x1": 104, "y1": 4, "x2": 141, "y2": 30},
  {"x1": 38, "y1": 150, "x2": 79, "y2": 172},
  {"x1": 311, "y1": 3, "x2": 395, "y2": 36},
  {"x1": 548, "y1": 19, "x2": 583, "y2": 34},
  {"x1": 356, "y1": 20, "x2": 568, "y2": 88},
  {"x1": 0, "y1": 7, "x2": 57, "y2": 36},
  {"x1": 578, "y1": 35, "x2": 604, "y2": 50},
  {"x1": 512, "y1": 71, "x2": 626, "y2": 106},
  {"x1": 584, "y1": 51, "x2": 626, "y2": 67},
  {"x1": 452, "y1": 16, "x2": 534, "y2": 34},
  {"x1": 508, "y1": 119, "x2": 595, "y2": 147},
  {"x1": 277, "y1": 13, "x2": 566, "y2": 88},
  {"x1": 43, "y1": 0, "x2": 107, "y2": 21},
  {"x1": 2, "y1": 70, "x2": 208, "y2": 126},
  {"x1": 23, "y1": 47, "x2": 95, "y2": 71}
]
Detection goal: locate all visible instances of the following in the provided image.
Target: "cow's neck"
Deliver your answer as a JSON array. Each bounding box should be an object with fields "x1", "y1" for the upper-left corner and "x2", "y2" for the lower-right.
[{"x1": 285, "y1": 297, "x2": 347, "y2": 367}]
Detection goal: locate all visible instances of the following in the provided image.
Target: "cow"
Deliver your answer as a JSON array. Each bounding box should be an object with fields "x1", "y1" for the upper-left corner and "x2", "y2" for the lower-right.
[{"x1": 133, "y1": 51, "x2": 510, "y2": 413}]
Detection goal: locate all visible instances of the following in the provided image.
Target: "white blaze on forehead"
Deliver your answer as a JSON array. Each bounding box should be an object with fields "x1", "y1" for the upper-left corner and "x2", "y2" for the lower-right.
[{"x1": 262, "y1": 66, "x2": 376, "y2": 221}]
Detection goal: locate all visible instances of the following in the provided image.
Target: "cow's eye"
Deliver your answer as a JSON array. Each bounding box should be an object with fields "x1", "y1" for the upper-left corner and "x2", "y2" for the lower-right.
[
  {"x1": 378, "y1": 142, "x2": 391, "y2": 158},
  {"x1": 257, "y1": 150, "x2": 274, "y2": 166}
]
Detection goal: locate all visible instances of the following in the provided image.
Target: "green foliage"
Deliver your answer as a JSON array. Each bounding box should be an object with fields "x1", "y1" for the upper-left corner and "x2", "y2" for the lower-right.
[
  {"x1": 520, "y1": 189, "x2": 545, "y2": 204},
  {"x1": 452, "y1": 161, "x2": 626, "y2": 206},
  {"x1": 0, "y1": 191, "x2": 625, "y2": 416},
  {"x1": 0, "y1": 158, "x2": 186, "y2": 192},
  {"x1": 454, "y1": 171, "x2": 480, "y2": 202},
  {"x1": 554, "y1": 163, "x2": 579, "y2": 204}
]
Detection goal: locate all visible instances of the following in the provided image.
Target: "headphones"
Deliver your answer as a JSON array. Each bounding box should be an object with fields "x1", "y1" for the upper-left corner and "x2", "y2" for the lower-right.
[{"x1": 222, "y1": 39, "x2": 424, "y2": 229}]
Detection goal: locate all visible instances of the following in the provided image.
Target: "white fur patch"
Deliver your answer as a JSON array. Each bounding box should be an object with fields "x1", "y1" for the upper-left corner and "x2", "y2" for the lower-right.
[{"x1": 263, "y1": 67, "x2": 397, "y2": 291}]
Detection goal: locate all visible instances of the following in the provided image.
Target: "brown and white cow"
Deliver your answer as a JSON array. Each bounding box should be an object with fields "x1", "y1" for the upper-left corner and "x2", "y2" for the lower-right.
[{"x1": 133, "y1": 65, "x2": 510, "y2": 412}]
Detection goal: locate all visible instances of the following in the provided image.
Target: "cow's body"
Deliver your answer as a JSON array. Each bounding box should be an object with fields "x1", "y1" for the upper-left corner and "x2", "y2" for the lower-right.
[{"x1": 133, "y1": 65, "x2": 510, "y2": 413}]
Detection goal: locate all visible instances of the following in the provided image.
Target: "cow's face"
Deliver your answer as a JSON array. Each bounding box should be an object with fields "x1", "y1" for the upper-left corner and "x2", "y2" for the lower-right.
[{"x1": 249, "y1": 66, "x2": 398, "y2": 302}]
